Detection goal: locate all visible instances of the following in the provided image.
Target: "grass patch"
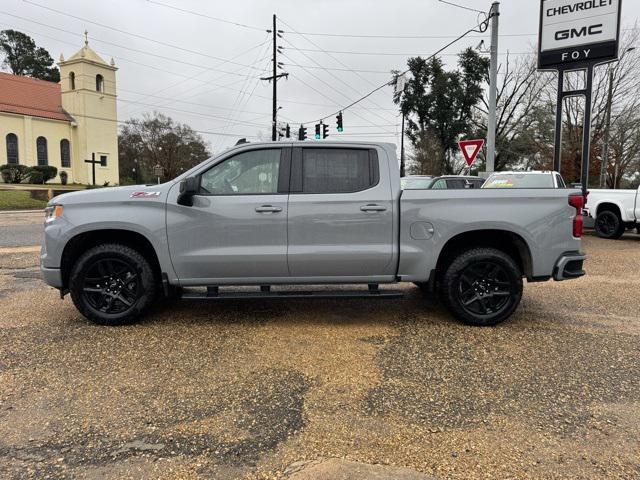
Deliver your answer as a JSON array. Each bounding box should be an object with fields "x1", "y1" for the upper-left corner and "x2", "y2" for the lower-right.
[{"x1": 0, "y1": 190, "x2": 48, "y2": 210}]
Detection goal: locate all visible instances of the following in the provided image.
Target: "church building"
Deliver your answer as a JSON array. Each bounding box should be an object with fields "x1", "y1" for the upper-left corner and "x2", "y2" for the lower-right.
[{"x1": 0, "y1": 38, "x2": 119, "y2": 185}]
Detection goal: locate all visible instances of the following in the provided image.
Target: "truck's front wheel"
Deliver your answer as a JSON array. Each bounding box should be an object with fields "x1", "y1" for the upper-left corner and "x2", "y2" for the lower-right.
[
  {"x1": 440, "y1": 247, "x2": 522, "y2": 326},
  {"x1": 69, "y1": 244, "x2": 156, "y2": 326}
]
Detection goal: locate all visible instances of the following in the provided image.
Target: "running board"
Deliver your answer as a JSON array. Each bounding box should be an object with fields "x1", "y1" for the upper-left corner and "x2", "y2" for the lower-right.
[{"x1": 180, "y1": 286, "x2": 403, "y2": 300}]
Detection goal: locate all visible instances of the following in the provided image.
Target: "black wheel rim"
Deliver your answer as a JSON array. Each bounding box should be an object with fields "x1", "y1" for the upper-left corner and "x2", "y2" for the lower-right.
[
  {"x1": 457, "y1": 261, "x2": 513, "y2": 317},
  {"x1": 596, "y1": 213, "x2": 616, "y2": 236},
  {"x1": 82, "y1": 258, "x2": 141, "y2": 315}
]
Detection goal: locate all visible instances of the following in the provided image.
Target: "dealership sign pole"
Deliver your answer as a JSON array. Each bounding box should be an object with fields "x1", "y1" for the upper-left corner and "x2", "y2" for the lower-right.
[{"x1": 538, "y1": 0, "x2": 622, "y2": 193}]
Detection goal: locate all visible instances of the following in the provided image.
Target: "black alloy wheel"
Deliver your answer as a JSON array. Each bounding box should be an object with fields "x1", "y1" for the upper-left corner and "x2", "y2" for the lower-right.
[
  {"x1": 457, "y1": 261, "x2": 512, "y2": 318},
  {"x1": 440, "y1": 247, "x2": 523, "y2": 326},
  {"x1": 69, "y1": 244, "x2": 156, "y2": 325},
  {"x1": 81, "y1": 258, "x2": 141, "y2": 315},
  {"x1": 595, "y1": 210, "x2": 624, "y2": 239}
]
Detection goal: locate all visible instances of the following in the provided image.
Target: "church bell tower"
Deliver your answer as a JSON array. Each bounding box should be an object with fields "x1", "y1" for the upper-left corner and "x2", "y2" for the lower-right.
[{"x1": 58, "y1": 33, "x2": 119, "y2": 185}]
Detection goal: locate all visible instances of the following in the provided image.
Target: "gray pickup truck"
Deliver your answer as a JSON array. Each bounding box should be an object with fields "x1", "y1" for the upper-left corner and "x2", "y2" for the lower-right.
[{"x1": 41, "y1": 141, "x2": 586, "y2": 327}]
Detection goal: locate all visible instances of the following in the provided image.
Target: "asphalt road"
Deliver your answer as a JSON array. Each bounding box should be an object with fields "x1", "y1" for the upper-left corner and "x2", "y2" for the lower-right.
[
  {"x1": 0, "y1": 225, "x2": 639, "y2": 479},
  {"x1": 0, "y1": 212, "x2": 43, "y2": 248}
]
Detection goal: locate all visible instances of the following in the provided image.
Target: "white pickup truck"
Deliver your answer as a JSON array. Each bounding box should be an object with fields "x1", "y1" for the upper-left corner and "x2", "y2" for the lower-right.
[{"x1": 584, "y1": 187, "x2": 640, "y2": 239}]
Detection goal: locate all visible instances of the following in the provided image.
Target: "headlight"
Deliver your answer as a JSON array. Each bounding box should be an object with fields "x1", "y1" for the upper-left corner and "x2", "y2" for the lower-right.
[{"x1": 45, "y1": 204, "x2": 64, "y2": 222}]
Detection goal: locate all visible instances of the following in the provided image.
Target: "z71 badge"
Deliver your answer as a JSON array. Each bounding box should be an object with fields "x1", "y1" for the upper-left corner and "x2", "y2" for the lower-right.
[{"x1": 130, "y1": 191, "x2": 161, "y2": 198}]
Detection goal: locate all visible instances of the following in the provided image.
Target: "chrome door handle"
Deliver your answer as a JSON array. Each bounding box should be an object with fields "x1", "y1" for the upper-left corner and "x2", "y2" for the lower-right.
[
  {"x1": 255, "y1": 205, "x2": 282, "y2": 213},
  {"x1": 360, "y1": 204, "x2": 387, "y2": 212}
]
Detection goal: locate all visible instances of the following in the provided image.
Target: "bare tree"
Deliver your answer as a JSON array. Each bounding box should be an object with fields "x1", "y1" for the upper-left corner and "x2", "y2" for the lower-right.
[
  {"x1": 119, "y1": 112, "x2": 210, "y2": 183},
  {"x1": 472, "y1": 52, "x2": 554, "y2": 171}
]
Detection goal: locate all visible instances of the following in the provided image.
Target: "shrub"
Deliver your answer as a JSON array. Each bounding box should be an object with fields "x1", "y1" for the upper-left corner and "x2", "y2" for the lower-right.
[
  {"x1": 30, "y1": 165, "x2": 58, "y2": 183},
  {"x1": 0, "y1": 164, "x2": 31, "y2": 183},
  {"x1": 1, "y1": 169, "x2": 10, "y2": 183},
  {"x1": 28, "y1": 170, "x2": 44, "y2": 184},
  {"x1": 59, "y1": 171, "x2": 68, "y2": 185}
]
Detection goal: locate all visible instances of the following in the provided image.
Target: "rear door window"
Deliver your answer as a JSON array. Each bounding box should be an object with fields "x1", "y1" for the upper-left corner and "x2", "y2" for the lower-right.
[{"x1": 294, "y1": 148, "x2": 379, "y2": 193}]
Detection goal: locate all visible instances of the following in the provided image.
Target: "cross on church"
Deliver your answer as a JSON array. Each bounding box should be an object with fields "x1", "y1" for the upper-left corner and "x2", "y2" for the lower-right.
[
  {"x1": 84, "y1": 30, "x2": 89, "y2": 46},
  {"x1": 84, "y1": 153, "x2": 101, "y2": 185}
]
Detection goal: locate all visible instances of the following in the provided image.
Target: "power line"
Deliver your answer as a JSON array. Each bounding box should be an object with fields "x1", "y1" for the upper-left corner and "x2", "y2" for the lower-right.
[
  {"x1": 299, "y1": 15, "x2": 492, "y2": 125},
  {"x1": 283, "y1": 63, "x2": 393, "y2": 74},
  {"x1": 118, "y1": 35, "x2": 271, "y2": 116},
  {"x1": 279, "y1": 45, "x2": 394, "y2": 126},
  {"x1": 284, "y1": 46, "x2": 534, "y2": 57},
  {"x1": 1, "y1": 10, "x2": 266, "y2": 78},
  {"x1": 144, "y1": 0, "x2": 266, "y2": 31},
  {"x1": 278, "y1": 16, "x2": 394, "y2": 123},
  {"x1": 21, "y1": 1, "x2": 266, "y2": 70},
  {"x1": 278, "y1": 27, "x2": 638, "y2": 40},
  {"x1": 438, "y1": 0, "x2": 487, "y2": 14}
]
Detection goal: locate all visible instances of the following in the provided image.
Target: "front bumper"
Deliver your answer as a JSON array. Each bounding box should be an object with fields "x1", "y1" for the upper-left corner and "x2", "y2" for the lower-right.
[
  {"x1": 41, "y1": 266, "x2": 63, "y2": 288},
  {"x1": 553, "y1": 252, "x2": 586, "y2": 281}
]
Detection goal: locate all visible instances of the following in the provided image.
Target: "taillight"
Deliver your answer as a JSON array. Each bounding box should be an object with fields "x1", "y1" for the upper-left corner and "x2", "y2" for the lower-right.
[{"x1": 568, "y1": 193, "x2": 584, "y2": 238}]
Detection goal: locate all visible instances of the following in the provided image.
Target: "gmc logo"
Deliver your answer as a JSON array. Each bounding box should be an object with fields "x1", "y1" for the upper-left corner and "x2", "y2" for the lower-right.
[{"x1": 555, "y1": 24, "x2": 603, "y2": 41}]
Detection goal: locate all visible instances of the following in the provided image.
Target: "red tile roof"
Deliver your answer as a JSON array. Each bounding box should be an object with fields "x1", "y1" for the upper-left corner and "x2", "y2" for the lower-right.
[{"x1": 0, "y1": 72, "x2": 71, "y2": 122}]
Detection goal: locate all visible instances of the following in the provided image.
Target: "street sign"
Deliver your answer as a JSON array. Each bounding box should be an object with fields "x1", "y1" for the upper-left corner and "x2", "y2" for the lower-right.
[
  {"x1": 458, "y1": 139, "x2": 485, "y2": 167},
  {"x1": 538, "y1": 0, "x2": 622, "y2": 70}
]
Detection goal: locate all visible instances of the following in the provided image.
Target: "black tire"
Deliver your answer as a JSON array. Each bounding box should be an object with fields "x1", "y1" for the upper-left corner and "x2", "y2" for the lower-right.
[
  {"x1": 595, "y1": 210, "x2": 625, "y2": 239},
  {"x1": 69, "y1": 243, "x2": 156, "y2": 326},
  {"x1": 439, "y1": 247, "x2": 523, "y2": 327}
]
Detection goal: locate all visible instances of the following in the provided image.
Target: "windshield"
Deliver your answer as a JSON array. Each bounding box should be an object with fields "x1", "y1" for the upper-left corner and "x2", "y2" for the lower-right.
[
  {"x1": 482, "y1": 173, "x2": 554, "y2": 189},
  {"x1": 401, "y1": 177, "x2": 433, "y2": 189}
]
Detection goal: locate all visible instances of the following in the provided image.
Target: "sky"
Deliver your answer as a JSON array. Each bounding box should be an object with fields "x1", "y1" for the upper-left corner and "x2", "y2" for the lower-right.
[{"x1": 2, "y1": 0, "x2": 639, "y2": 152}]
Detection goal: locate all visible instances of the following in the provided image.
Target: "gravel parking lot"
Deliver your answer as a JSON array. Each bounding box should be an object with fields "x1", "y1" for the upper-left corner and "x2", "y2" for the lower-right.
[{"x1": 0, "y1": 219, "x2": 638, "y2": 479}]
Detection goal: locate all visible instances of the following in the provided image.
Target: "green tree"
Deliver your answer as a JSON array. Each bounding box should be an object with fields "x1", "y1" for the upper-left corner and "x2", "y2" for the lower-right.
[
  {"x1": 395, "y1": 48, "x2": 489, "y2": 175},
  {"x1": 0, "y1": 30, "x2": 60, "y2": 82},
  {"x1": 118, "y1": 112, "x2": 210, "y2": 183}
]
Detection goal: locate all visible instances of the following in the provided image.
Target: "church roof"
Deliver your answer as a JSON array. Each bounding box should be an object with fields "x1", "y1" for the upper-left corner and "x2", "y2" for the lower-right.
[
  {"x1": 65, "y1": 44, "x2": 111, "y2": 67},
  {"x1": 0, "y1": 72, "x2": 72, "y2": 122}
]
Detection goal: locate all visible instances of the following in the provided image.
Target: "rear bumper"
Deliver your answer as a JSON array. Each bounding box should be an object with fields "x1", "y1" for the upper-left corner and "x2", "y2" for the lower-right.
[
  {"x1": 41, "y1": 266, "x2": 63, "y2": 288},
  {"x1": 553, "y1": 252, "x2": 586, "y2": 281}
]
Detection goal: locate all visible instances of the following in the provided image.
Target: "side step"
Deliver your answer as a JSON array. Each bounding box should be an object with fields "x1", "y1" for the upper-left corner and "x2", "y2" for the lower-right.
[{"x1": 181, "y1": 285, "x2": 403, "y2": 300}]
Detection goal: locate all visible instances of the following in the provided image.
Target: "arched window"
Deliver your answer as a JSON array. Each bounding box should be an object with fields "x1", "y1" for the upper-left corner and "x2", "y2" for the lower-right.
[
  {"x1": 69, "y1": 71, "x2": 75, "y2": 90},
  {"x1": 60, "y1": 139, "x2": 71, "y2": 168},
  {"x1": 36, "y1": 137, "x2": 48, "y2": 166},
  {"x1": 96, "y1": 74, "x2": 104, "y2": 92},
  {"x1": 6, "y1": 133, "x2": 18, "y2": 164}
]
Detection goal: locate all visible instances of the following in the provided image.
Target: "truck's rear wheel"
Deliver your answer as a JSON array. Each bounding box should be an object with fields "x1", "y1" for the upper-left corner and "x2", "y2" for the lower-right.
[
  {"x1": 440, "y1": 247, "x2": 522, "y2": 326},
  {"x1": 595, "y1": 210, "x2": 625, "y2": 239},
  {"x1": 69, "y1": 244, "x2": 155, "y2": 326}
]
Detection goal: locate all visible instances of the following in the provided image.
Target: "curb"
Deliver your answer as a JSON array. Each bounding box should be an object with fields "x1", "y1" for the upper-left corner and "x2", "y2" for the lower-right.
[{"x1": 0, "y1": 209, "x2": 44, "y2": 215}]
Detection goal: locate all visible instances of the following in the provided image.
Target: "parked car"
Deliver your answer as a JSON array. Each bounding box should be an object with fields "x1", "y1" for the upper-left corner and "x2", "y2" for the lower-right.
[
  {"x1": 41, "y1": 141, "x2": 586, "y2": 327},
  {"x1": 584, "y1": 186, "x2": 640, "y2": 239},
  {"x1": 482, "y1": 171, "x2": 566, "y2": 189},
  {"x1": 428, "y1": 175, "x2": 485, "y2": 189},
  {"x1": 400, "y1": 175, "x2": 433, "y2": 190}
]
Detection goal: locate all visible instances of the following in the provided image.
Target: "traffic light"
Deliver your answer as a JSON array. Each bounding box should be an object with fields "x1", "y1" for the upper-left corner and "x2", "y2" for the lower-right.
[
  {"x1": 285, "y1": 124, "x2": 291, "y2": 138},
  {"x1": 336, "y1": 111, "x2": 343, "y2": 132},
  {"x1": 315, "y1": 123, "x2": 321, "y2": 139},
  {"x1": 298, "y1": 125, "x2": 307, "y2": 141},
  {"x1": 322, "y1": 122, "x2": 329, "y2": 139}
]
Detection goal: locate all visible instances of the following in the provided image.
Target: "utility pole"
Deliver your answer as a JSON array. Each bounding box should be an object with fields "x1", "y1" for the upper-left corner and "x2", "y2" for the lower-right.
[
  {"x1": 400, "y1": 111, "x2": 406, "y2": 177},
  {"x1": 485, "y1": 2, "x2": 499, "y2": 174},
  {"x1": 261, "y1": 14, "x2": 288, "y2": 141}
]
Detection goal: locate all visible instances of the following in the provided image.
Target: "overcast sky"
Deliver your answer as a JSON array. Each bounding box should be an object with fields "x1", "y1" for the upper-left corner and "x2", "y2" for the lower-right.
[{"x1": 2, "y1": 0, "x2": 639, "y2": 152}]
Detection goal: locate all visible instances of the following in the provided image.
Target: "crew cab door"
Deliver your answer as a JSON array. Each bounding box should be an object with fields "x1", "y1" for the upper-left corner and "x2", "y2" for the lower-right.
[
  {"x1": 286, "y1": 146, "x2": 394, "y2": 278},
  {"x1": 166, "y1": 147, "x2": 290, "y2": 283}
]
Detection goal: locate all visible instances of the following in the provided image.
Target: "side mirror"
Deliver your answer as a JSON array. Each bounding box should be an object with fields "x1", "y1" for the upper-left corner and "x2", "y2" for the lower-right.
[{"x1": 177, "y1": 176, "x2": 199, "y2": 206}]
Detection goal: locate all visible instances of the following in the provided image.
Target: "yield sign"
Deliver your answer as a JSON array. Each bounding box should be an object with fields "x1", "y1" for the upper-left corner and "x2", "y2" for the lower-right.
[{"x1": 458, "y1": 139, "x2": 485, "y2": 167}]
